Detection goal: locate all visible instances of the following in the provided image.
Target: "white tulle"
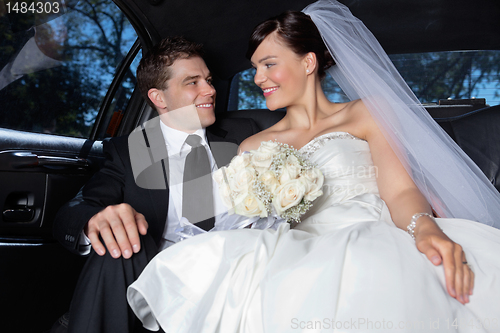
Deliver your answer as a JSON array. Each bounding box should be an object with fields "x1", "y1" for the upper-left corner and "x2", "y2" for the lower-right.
[{"x1": 303, "y1": 0, "x2": 500, "y2": 227}]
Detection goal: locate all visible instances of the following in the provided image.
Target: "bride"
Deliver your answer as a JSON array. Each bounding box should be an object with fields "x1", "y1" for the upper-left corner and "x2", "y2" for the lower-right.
[{"x1": 127, "y1": 1, "x2": 500, "y2": 332}]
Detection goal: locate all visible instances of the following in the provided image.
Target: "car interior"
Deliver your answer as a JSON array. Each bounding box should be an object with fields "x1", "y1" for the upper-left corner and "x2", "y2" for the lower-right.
[{"x1": 0, "y1": 0, "x2": 499, "y2": 331}]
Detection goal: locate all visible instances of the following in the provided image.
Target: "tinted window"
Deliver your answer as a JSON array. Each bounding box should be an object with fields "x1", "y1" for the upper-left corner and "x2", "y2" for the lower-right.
[
  {"x1": 0, "y1": 0, "x2": 139, "y2": 137},
  {"x1": 230, "y1": 50, "x2": 500, "y2": 110},
  {"x1": 95, "y1": 49, "x2": 142, "y2": 139},
  {"x1": 391, "y1": 51, "x2": 500, "y2": 104}
]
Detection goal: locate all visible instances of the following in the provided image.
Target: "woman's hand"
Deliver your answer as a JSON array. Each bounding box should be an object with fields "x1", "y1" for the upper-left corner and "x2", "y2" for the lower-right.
[{"x1": 414, "y1": 217, "x2": 474, "y2": 304}]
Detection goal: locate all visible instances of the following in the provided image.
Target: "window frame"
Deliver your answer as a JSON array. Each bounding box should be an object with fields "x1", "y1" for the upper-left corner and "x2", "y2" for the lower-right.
[{"x1": 89, "y1": 38, "x2": 142, "y2": 140}]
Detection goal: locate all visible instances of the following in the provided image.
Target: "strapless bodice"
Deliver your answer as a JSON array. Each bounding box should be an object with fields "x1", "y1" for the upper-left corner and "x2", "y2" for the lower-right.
[
  {"x1": 300, "y1": 132, "x2": 379, "y2": 201},
  {"x1": 297, "y1": 132, "x2": 385, "y2": 229}
]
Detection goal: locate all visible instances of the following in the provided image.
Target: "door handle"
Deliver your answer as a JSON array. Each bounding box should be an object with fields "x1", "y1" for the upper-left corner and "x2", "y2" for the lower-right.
[
  {"x1": 3, "y1": 208, "x2": 35, "y2": 222},
  {"x1": 7, "y1": 152, "x2": 90, "y2": 169},
  {"x1": 3, "y1": 193, "x2": 35, "y2": 222}
]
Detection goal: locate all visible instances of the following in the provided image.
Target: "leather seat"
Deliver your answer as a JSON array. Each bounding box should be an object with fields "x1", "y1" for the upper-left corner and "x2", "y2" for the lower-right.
[
  {"x1": 222, "y1": 106, "x2": 500, "y2": 193},
  {"x1": 434, "y1": 105, "x2": 500, "y2": 192}
]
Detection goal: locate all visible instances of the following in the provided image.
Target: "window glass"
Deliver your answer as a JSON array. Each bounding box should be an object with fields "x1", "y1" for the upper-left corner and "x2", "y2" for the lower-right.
[
  {"x1": 0, "y1": 0, "x2": 139, "y2": 137},
  {"x1": 230, "y1": 50, "x2": 500, "y2": 110},
  {"x1": 96, "y1": 49, "x2": 142, "y2": 139},
  {"x1": 391, "y1": 51, "x2": 500, "y2": 104}
]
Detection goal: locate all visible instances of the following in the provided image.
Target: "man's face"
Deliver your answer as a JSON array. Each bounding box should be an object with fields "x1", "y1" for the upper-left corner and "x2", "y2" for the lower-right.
[{"x1": 155, "y1": 56, "x2": 216, "y2": 132}]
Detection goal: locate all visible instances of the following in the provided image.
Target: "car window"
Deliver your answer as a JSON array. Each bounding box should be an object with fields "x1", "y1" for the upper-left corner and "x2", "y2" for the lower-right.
[
  {"x1": 229, "y1": 50, "x2": 500, "y2": 110},
  {"x1": 0, "y1": 0, "x2": 140, "y2": 138},
  {"x1": 93, "y1": 44, "x2": 142, "y2": 140}
]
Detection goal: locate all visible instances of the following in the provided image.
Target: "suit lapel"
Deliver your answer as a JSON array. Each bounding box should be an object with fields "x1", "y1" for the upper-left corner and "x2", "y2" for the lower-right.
[
  {"x1": 135, "y1": 120, "x2": 240, "y2": 239},
  {"x1": 140, "y1": 117, "x2": 170, "y2": 238},
  {"x1": 142, "y1": 117, "x2": 170, "y2": 177},
  {"x1": 206, "y1": 125, "x2": 239, "y2": 168}
]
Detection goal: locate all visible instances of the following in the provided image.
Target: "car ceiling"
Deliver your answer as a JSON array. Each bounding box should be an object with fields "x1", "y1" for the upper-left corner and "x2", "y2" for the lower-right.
[{"x1": 117, "y1": 0, "x2": 500, "y2": 80}]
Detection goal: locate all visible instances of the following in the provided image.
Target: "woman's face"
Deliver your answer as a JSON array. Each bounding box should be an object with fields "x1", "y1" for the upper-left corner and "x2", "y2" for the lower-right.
[{"x1": 250, "y1": 34, "x2": 308, "y2": 110}]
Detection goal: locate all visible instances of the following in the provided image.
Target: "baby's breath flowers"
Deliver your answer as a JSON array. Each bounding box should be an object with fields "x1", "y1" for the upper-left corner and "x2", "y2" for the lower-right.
[{"x1": 214, "y1": 141, "x2": 324, "y2": 223}]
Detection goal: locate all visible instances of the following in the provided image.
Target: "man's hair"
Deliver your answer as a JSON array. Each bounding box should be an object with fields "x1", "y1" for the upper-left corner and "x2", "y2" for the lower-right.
[{"x1": 137, "y1": 37, "x2": 204, "y2": 108}]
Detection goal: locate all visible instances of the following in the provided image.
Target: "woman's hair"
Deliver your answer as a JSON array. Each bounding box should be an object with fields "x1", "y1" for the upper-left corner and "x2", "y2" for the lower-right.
[{"x1": 246, "y1": 11, "x2": 335, "y2": 80}]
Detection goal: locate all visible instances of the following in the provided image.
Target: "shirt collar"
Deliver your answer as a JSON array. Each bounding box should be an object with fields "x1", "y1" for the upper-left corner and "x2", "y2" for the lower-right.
[{"x1": 159, "y1": 120, "x2": 208, "y2": 157}]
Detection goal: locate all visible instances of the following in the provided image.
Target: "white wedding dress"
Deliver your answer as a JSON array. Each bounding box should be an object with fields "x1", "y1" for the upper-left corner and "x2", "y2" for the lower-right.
[{"x1": 128, "y1": 132, "x2": 500, "y2": 332}]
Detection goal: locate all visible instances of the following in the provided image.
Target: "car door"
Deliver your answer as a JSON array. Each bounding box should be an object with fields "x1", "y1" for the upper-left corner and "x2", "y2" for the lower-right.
[{"x1": 0, "y1": 1, "x2": 145, "y2": 331}]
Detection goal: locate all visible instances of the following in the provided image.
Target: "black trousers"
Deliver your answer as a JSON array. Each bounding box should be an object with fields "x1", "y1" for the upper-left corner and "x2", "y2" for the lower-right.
[{"x1": 67, "y1": 233, "x2": 164, "y2": 333}]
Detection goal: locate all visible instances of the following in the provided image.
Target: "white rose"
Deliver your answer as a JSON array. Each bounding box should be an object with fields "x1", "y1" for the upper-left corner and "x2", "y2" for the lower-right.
[
  {"x1": 273, "y1": 179, "x2": 306, "y2": 215},
  {"x1": 279, "y1": 168, "x2": 291, "y2": 184},
  {"x1": 279, "y1": 155, "x2": 301, "y2": 183},
  {"x1": 230, "y1": 167, "x2": 256, "y2": 195},
  {"x1": 300, "y1": 167, "x2": 324, "y2": 202},
  {"x1": 257, "y1": 141, "x2": 281, "y2": 154},
  {"x1": 213, "y1": 168, "x2": 225, "y2": 185},
  {"x1": 213, "y1": 166, "x2": 237, "y2": 188},
  {"x1": 251, "y1": 150, "x2": 274, "y2": 173},
  {"x1": 286, "y1": 155, "x2": 302, "y2": 178},
  {"x1": 259, "y1": 170, "x2": 280, "y2": 193},
  {"x1": 219, "y1": 182, "x2": 233, "y2": 208},
  {"x1": 229, "y1": 153, "x2": 250, "y2": 170},
  {"x1": 234, "y1": 192, "x2": 267, "y2": 217},
  {"x1": 223, "y1": 165, "x2": 236, "y2": 181}
]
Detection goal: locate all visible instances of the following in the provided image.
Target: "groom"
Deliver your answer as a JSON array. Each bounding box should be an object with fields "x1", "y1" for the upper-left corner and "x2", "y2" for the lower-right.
[{"x1": 52, "y1": 37, "x2": 257, "y2": 332}]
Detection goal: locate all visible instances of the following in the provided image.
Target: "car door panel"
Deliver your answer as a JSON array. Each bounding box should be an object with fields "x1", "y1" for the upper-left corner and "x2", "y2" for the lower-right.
[
  {"x1": 0, "y1": 130, "x2": 103, "y2": 235},
  {"x1": 0, "y1": 129, "x2": 103, "y2": 331},
  {"x1": 0, "y1": 0, "x2": 143, "y2": 330}
]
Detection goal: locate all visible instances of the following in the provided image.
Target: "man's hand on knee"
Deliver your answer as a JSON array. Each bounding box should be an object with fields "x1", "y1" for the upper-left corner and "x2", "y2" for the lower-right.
[{"x1": 85, "y1": 203, "x2": 149, "y2": 259}]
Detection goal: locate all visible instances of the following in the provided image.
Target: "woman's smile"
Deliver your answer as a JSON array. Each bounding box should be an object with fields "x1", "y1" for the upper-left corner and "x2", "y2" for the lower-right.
[{"x1": 263, "y1": 86, "x2": 278, "y2": 97}]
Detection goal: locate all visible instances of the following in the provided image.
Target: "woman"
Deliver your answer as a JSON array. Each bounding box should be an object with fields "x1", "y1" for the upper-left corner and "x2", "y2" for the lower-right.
[{"x1": 128, "y1": 1, "x2": 500, "y2": 331}]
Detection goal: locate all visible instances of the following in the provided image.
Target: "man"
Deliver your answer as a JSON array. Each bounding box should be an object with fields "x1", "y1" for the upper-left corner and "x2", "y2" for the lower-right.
[{"x1": 52, "y1": 37, "x2": 258, "y2": 333}]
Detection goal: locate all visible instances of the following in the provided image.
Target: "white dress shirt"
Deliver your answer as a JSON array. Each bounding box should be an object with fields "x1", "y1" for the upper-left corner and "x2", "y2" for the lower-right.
[
  {"x1": 160, "y1": 122, "x2": 222, "y2": 248},
  {"x1": 78, "y1": 120, "x2": 241, "y2": 254}
]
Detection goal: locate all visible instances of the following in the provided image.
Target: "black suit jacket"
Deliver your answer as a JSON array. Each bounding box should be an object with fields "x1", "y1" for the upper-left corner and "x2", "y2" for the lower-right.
[{"x1": 53, "y1": 116, "x2": 258, "y2": 255}]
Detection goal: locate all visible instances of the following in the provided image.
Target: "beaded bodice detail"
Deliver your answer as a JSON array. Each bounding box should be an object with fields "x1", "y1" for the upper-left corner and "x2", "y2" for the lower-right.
[
  {"x1": 294, "y1": 131, "x2": 380, "y2": 221},
  {"x1": 299, "y1": 132, "x2": 365, "y2": 159}
]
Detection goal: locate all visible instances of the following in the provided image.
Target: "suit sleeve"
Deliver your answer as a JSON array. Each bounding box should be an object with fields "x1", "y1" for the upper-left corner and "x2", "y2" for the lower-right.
[{"x1": 53, "y1": 137, "x2": 128, "y2": 255}]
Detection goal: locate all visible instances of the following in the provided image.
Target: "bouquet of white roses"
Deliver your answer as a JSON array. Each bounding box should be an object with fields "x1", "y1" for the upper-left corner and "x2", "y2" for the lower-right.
[{"x1": 213, "y1": 141, "x2": 324, "y2": 223}]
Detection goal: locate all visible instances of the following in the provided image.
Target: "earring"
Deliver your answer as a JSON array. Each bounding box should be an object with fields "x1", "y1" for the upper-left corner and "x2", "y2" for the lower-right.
[{"x1": 306, "y1": 69, "x2": 310, "y2": 73}]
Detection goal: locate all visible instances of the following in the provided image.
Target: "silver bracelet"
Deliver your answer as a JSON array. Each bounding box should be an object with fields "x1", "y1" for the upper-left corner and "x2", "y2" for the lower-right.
[{"x1": 407, "y1": 213, "x2": 435, "y2": 240}]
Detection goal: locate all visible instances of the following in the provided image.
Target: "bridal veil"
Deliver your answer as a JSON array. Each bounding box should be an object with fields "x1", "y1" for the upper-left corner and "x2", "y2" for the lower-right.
[{"x1": 303, "y1": 0, "x2": 500, "y2": 227}]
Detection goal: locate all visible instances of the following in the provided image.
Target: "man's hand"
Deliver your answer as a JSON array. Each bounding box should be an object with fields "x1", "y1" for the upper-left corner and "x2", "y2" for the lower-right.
[{"x1": 85, "y1": 204, "x2": 148, "y2": 259}]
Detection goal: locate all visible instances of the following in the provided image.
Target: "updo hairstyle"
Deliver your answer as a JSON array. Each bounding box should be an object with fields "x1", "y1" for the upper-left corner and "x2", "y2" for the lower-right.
[{"x1": 246, "y1": 11, "x2": 335, "y2": 80}]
